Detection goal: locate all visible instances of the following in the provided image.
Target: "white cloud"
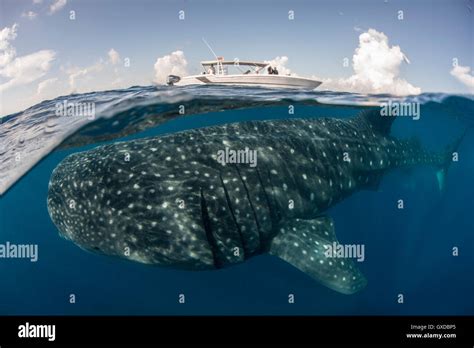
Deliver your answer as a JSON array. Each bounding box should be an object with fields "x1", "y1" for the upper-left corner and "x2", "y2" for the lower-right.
[
  {"x1": 66, "y1": 49, "x2": 124, "y2": 91},
  {"x1": 37, "y1": 77, "x2": 58, "y2": 94},
  {"x1": 450, "y1": 64, "x2": 474, "y2": 91},
  {"x1": 49, "y1": 0, "x2": 67, "y2": 14},
  {"x1": 108, "y1": 48, "x2": 120, "y2": 65},
  {"x1": 0, "y1": 50, "x2": 56, "y2": 92},
  {"x1": 21, "y1": 11, "x2": 38, "y2": 20},
  {"x1": 67, "y1": 61, "x2": 104, "y2": 91},
  {"x1": 0, "y1": 24, "x2": 18, "y2": 49},
  {"x1": 153, "y1": 50, "x2": 187, "y2": 84},
  {"x1": 317, "y1": 28, "x2": 421, "y2": 95},
  {"x1": 264, "y1": 56, "x2": 293, "y2": 75},
  {"x1": 0, "y1": 23, "x2": 18, "y2": 67},
  {"x1": 0, "y1": 24, "x2": 56, "y2": 93}
]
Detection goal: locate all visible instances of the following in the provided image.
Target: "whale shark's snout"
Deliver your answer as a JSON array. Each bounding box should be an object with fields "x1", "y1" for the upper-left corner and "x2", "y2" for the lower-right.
[
  {"x1": 47, "y1": 153, "x2": 79, "y2": 240},
  {"x1": 47, "y1": 152, "x2": 114, "y2": 254}
]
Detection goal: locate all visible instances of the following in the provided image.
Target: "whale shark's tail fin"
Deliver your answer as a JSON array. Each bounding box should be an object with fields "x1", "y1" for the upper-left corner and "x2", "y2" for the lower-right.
[
  {"x1": 269, "y1": 216, "x2": 367, "y2": 295},
  {"x1": 436, "y1": 127, "x2": 471, "y2": 191}
]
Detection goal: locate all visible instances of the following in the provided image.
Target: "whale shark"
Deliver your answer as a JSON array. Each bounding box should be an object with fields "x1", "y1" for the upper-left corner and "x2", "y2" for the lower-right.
[{"x1": 47, "y1": 109, "x2": 462, "y2": 294}]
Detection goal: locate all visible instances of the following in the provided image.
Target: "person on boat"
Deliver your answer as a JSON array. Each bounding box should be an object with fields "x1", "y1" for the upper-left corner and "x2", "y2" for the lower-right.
[
  {"x1": 272, "y1": 67, "x2": 279, "y2": 75},
  {"x1": 267, "y1": 66, "x2": 273, "y2": 75},
  {"x1": 208, "y1": 65, "x2": 216, "y2": 74}
]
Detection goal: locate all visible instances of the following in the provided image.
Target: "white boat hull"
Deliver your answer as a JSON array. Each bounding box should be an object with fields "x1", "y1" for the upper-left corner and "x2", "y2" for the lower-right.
[{"x1": 173, "y1": 74, "x2": 322, "y2": 89}]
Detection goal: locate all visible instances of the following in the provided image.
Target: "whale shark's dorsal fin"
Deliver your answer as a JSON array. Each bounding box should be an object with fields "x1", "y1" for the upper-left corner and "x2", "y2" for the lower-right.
[
  {"x1": 269, "y1": 216, "x2": 367, "y2": 295},
  {"x1": 357, "y1": 108, "x2": 396, "y2": 135}
]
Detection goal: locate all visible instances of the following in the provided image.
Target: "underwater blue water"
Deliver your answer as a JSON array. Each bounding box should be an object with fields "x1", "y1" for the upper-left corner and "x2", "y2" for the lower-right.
[{"x1": 0, "y1": 86, "x2": 473, "y2": 315}]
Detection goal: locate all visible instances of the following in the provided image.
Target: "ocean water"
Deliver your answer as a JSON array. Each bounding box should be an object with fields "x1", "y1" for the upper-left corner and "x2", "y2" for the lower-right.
[{"x1": 0, "y1": 85, "x2": 473, "y2": 315}]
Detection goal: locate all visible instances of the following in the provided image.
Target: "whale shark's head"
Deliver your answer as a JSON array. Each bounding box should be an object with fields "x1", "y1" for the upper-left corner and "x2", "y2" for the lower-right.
[
  {"x1": 47, "y1": 142, "x2": 215, "y2": 269},
  {"x1": 47, "y1": 151, "x2": 120, "y2": 256}
]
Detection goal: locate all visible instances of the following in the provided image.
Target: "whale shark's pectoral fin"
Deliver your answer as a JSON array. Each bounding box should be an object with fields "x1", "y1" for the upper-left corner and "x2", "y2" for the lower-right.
[
  {"x1": 269, "y1": 216, "x2": 367, "y2": 295},
  {"x1": 436, "y1": 127, "x2": 470, "y2": 192}
]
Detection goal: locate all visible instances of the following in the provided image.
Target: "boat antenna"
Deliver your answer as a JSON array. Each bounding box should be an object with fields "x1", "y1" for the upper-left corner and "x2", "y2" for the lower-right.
[{"x1": 202, "y1": 38, "x2": 218, "y2": 60}]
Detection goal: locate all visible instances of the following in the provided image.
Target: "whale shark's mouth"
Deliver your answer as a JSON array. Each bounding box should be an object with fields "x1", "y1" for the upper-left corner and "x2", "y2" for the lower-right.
[
  {"x1": 47, "y1": 174, "x2": 68, "y2": 237},
  {"x1": 47, "y1": 183, "x2": 75, "y2": 243}
]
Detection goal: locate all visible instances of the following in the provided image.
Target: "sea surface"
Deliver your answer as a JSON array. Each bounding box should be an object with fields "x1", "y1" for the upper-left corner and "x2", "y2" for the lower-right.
[{"x1": 0, "y1": 85, "x2": 473, "y2": 315}]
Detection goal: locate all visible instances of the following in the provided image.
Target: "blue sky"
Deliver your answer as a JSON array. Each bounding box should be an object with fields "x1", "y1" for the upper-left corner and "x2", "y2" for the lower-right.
[{"x1": 0, "y1": 0, "x2": 473, "y2": 115}]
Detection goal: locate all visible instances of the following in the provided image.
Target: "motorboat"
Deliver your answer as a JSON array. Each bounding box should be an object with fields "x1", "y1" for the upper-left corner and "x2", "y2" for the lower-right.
[{"x1": 167, "y1": 57, "x2": 322, "y2": 89}]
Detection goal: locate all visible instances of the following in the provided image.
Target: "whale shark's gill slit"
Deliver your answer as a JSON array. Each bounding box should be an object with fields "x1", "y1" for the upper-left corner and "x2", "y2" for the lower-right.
[
  {"x1": 199, "y1": 188, "x2": 220, "y2": 268},
  {"x1": 256, "y1": 166, "x2": 278, "y2": 232},
  {"x1": 218, "y1": 173, "x2": 248, "y2": 259},
  {"x1": 264, "y1": 166, "x2": 282, "y2": 221},
  {"x1": 233, "y1": 165, "x2": 262, "y2": 251}
]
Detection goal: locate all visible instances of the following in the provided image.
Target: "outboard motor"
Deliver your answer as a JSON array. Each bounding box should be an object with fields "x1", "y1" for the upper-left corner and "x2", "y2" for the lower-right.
[{"x1": 167, "y1": 75, "x2": 181, "y2": 86}]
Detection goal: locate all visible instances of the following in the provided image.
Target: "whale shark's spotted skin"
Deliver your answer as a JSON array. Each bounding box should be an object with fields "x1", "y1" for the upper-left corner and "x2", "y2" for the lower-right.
[{"x1": 47, "y1": 111, "x2": 448, "y2": 294}]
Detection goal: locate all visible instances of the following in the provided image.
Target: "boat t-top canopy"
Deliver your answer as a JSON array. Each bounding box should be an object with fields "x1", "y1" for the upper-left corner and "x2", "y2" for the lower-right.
[
  {"x1": 200, "y1": 60, "x2": 268, "y2": 67},
  {"x1": 200, "y1": 59, "x2": 270, "y2": 75}
]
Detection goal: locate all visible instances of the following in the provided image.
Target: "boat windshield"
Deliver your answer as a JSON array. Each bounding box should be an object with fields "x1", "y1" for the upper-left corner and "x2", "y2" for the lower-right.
[{"x1": 201, "y1": 60, "x2": 268, "y2": 75}]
